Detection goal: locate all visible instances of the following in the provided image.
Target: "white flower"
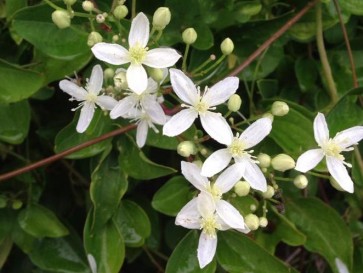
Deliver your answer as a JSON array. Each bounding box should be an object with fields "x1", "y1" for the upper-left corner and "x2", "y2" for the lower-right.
[
  {"x1": 201, "y1": 118, "x2": 273, "y2": 192},
  {"x1": 163, "y1": 69, "x2": 239, "y2": 144},
  {"x1": 59, "y1": 65, "x2": 117, "y2": 133},
  {"x1": 175, "y1": 191, "x2": 248, "y2": 268},
  {"x1": 335, "y1": 258, "x2": 349, "y2": 273},
  {"x1": 295, "y1": 113, "x2": 363, "y2": 193},
  {"x1": 91, "y1": 12, "x2": 181, "y2": 94}
]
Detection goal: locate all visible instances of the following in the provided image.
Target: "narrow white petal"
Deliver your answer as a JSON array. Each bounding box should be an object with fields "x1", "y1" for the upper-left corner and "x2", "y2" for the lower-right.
[
  {"x1": 169, "y1": 68, "x2": 198, "y2": 105},
  {"x1": 91, "y1": 43, "x2": 130, "y2": 65},
  {"x1": 96, "y1": 96, "x2": 117, "y2": 110},
  {"x1": 136, "y1": 120, "x2": 148, "y2": 148},
  {"x1": 142, "y1": 98, "x2": 166, "y2": 125},
  {"x1": 87, "y1": 254, "x2": 97, "y2": 273},
  {"x1": 129, "y1": 12, "x2": 149, "y2": 48},
  {"x1": 197, "y1": 232, "x2": 217, "y2": 269},
  {"x1": 163, "y1": 108, "x2": 198, "y2": 137},
  {"x1": 326, "y1": 156, "x2": 354, "y2": 193},
  {"x1": 110, "y1": 96, "x2": 138, "y2": 119},
  {"x1": 216, "y1": 200, "x2": 246, "y2": 231},
  {"x1": 59, "y1": 80, "x2": 87, "y2": 100},
  {"x1": 143, "y1": 48, "x2": 181, "y2": 68},
  {"x1": 239, "y1": 118, "x2": 273, "y2": 149},
  {"x1": 215, "y1": 163, "x2": 244, "y2": 193},
  {"x1": 197, "y1": 192, "x2": 216, "y2": 219},
  {"x1": 175, "y1": 198, "x2": 201, "y2": 229},
  {"x1": 334, "y1": 126, "x2": 363, "y2": 149},
  {"x1": 127, "y1": 64, "x2": 148, "y2": 94},
  {"x1": 295, "y1": 149, "x2": 325, "y2": 172},
  {"x1": 88, "y1": 64, "x2": 103, "y2": 94},
  {"x1": 181, "y1": 161, "x2": 209, "y2": 192},
  {"x1": 202, "y1": 77, "x2": 239, "y2": 106},
  {"x1": 314, "y1": 113, "x2": 329, "y2": 146},
  {"x1": 76, "y1": 102, "x2": 95, "y2": 133},
  {"x1": 201, "y1": 148, "x2": 232, "y2": 177},
  {"x1": 335, "y1": 258, "x2": 350, "y2": 273},
  {"x1": 241, "y1": 159, "x2": 267, "y2": 192},
  {"x1": 144, "y1": 78, "x2": 158, "y2": 94},
  {"x1": 200, "y1": 112, "x2": 233, "y2": 145}
]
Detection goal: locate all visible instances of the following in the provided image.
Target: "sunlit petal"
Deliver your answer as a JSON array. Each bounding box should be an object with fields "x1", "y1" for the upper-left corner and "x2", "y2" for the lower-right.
[
  {"x1": 197, "y1": 192, "x2": 216, "y2": 219},
  {"x1": 202, "y1": 77, "x2": 239, "y2": 106},
  {"x1": 197, "y1": 232, "x2": 217, "y2": 269},
  {"x1": 216, "y1": 200, "x2": 247, "y2": 232},
  {"x1": 169, "y1": 69, "x2": 198, "y2": 105},
  {"x1": 144, "y1": 48, "x2": 181, "y2": 68},
  {"x1": 201, "y1": 148, "x2": 232, "y2": 177},
  {"x1": 128, "y1": 12, "x2": 149, "y2": 48},
  {"x1": 163, "y1": 108, "x2": 198, "y2": 137},
  {"x1": 241, "y1": 159, "x2": 267, "y2": 192},
  {"x1": 91, "y1": 43, "x2": 130, "y2": 65},
  {"x1": 175, "y1": 198, "x2": 201, "y2": 229},
  {"x1": 59, "y1": 80, "x2": 87, "y2": 100},
  {"x1": 142, "y1": 98, "x2": 166, "y2": 125},
  {"x1": 88, "y1": 64, "x2": 103, "y2": 94},
  {"x1": 181, "y1": 161, "x2": 209, "y2": 191},
  {"x1": 96, "y1": 96, "x2": 117, "y2": 110},
  {"x1": 215, "y1": 163, "x2": 245, "y2": 193},
  {"x1": 326, "y1": 156, "x2": 354, "y2": 193},
  {"x1": 110, "y1": 96, "x2": 138, "y2": 119},
  {"x1": 200, "y1": 112, "x2": 233, "y2": 145},
  {"x1": 127, "y1": 64, "x2": 148, "y2": 94},
  {"x1": 314, "y1": 113, "x2": 329, "y2": 146},
  {"x1": 136, "y1": 120, "x2": 148, "y2": 148},
  {"x1": 295, "y1": 148, "x2": 324, "y2": 172},
  {"x1": 334, "y1": 126, "x2": 363, "y2": 149},
  {"x1": 239, "y1": 118, "x2": 273, "y2": 149},
  {"x1": 76, "y1": 102, "x2": 95, "y2": 133}
]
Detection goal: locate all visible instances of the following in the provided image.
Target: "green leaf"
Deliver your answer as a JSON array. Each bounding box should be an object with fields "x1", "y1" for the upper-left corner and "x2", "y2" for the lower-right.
[
  {"x1": 217, "y1": 231, "x2": 298, "y2": 273},
  {"x1": 0, "y1": 100, "x2": 30, "y2": 144},
  {"x1": 113, "y1": 200, "x2": 151, "y2": 247},
  {"x1": 118, "y1": 135, "x2": 177, "y2": 180},
  {"x1": 295, "y1": 58, "x2": 318, "y2": 92},
  {"x1": 0, "y1": 209, "x2": 16, "y2": 243},
  {"x1": 193, "y1": 24, "x2": 214, "y2": 50},
  {"x1": 0, "y1": 59, "x2": 44, "y2": 103},
  {"x1": 152, "y1": 176, "x2": 191, "y2": 216},
  {"x1": 339, "y1": 0, "x2": 363, "y2": 15},
  {"x1": 18, "y1": 204, "x2": 69, "y2": 238},
  {"x1": 166, "y1": 230, "x2": 216, "y2": 273},
  {"x1": 0, "y1": 237, "x2": 13, "y2": 269},
  {"x1": 5, "y1": 0, "x2": 26, "y2": 20},
  {"x1": 285, "y1": 197, "x2": 353, "y2": 273}
]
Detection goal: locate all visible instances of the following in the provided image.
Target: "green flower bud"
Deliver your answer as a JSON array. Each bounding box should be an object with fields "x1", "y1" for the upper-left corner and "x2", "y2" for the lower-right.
[
  {"x1": 227, "y1": 94, "x2": 242, "y2": 112},
  {"x1": 152, "y1": 7, "x2": 171, "y2": 30},
  {"x1": 104, "y1": 68, "x2": 115, "y2": 80},
  {"x1": 259, "y1": 217, "x2": 268, "y2": 228},
  {"x1": 234, "y1": 181, "x2": 250, "y2": 196},
  {"x1": 257, "y1": 153, "x2": 271, "y2": 168},
  {"x1": 113, "y1": 5, "x2": 128, "y2": 20},
  {"x1": 112, "y1": 35, "x2": 120, "y2": 42},
  {"x1": 96, "y1": 14, "x2": 106, "y2": 23},
  {"x1": 12, "y1": 199, "x2": 23, "y2": 210},
  {"x1": 245, "y1": 214, "x2": 259, "y2": 230},
  {"x1": 148, "y1": 68, "x2": 164, "y2": 82},
  {"x1": 177, "y1": 141, "x2": 197, "y2": 157},
  {"x1": 271, "y1": 101, "x2": 289, "y2": 116},
  {"x1": 51, "y1": 10, "x2": 71, "y2": 29},
  {"x1": 87, "y1": 31, "x2": 103, "y2": 47},
  {"x1": 114, "y1": 70, "x2": 128, "y2": 89},
  {"x1": 250, "y1": 204, "x2": 257, "y2": 212},
  {"x1": 262, "y1": 112, "x2": 274, "y2": 121},
  {"x1": 271, "y1": 154, "x2": 295, "y2": 172},
  {"x1": 330, "y1": 177, "x2": 344, "y2": 191},
  {"x1": 220, "y1": 38, "x2": 234, "y2": 55},
  {"x1": 262, "y1": 185, "x2": 275, "y2": 199},
  {"x1": 294, "y1": 174, "x2": 308, "y2": 189},
  {"x1": 64, "y1": 0, "x2": 77, "y2": 5},
  {"x1": 82, "y1": 1, "x2": 94, "y2": 12},
  {"x1": 182, "y1": 28, "x2": 197, "y2": 45}
]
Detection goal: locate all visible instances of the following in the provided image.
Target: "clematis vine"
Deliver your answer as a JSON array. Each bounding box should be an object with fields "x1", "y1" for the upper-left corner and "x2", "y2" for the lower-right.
[
  {"x1": 59, "y1": 64, "x2": 117, "y2": 133},
  {"x1": 295, "y1": 113, "x2": 363, "y2": 193}
]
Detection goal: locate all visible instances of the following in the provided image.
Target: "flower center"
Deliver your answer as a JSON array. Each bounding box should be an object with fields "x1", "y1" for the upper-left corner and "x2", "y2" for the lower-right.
[
  {"x1": 206, "y1": 184, "x2": 222, "y2": 200},
  {"x1": 228, "y1": 138, "x2": 246, "y2": 158},
  {"x1": 321, "y1": 139, "x2": 343, "y2": 159},
  {"x1": 85, "y1": 92, "x2": 98, "y2": 103},
  {"x1": 200, "y1": 216, "x2": 219, "y2": 237},
  {"x1": 195, "y1": 101, "x2": 209, "y2": 113},
  {"x1": 129, "y1": 44, "x2": 147, "y2": 64}
]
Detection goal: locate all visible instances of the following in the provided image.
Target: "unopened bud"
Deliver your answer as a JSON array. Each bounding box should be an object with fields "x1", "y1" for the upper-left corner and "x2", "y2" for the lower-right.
[
  {"x1": 200, "y1": 148, "x2": 208, "y2": 156},
  {"x1": 262, "y1": 185, "x2": 275, "y2": 199},
  {"x1": 64, "y1": 0, "x2": 77, "y2": 5},
  {"x1": 177, "y1": 141, "x2": 197, "y2": 157},
  {"x1": 271, "y1": 101, "x2": 289, "y2": 116},
  {"x1": 87, "y1": 31, "x2": 103, "y2": 47},
  {"x1": 96, "y1": 14, "x2": 106, "y2": 23},
  {"x1": 82, "y1": 1, "x2": 94, "y2": 12},
  {"x1": 104, "y1": 68, "x2": 115, "y2": 80},
  {"x1": 113, "y1": 5, "x2": 128, "y2": 20},
  {"x1": 148, "y1": 68, "x2": 164, "y2": 82},
  {"x1": 112, "y1": 35, "x2": 119, "y2": 42},
  {"x1": 271, "y1": 154, "x2": 295, "y2": 172},
  {"x1": 220, "y1": 38, "x2": 234, "y2": 55},
  {"x1": 12, "y1": 199, "x2": 23, "y2": 210},
  {"x1": 228, "y1": 94, "x2": 242, "y2": 112},
  {"x1": 234, "y1": 181, "x2": 250, "y2": 196},
  {"x1": 259, "y1": 217, "x2": 268, "y2": 228},
  {"x1": 182, "y1": 28, "x2": 197, "y2": 45},
  {"x1": 262, "y1": 112, "x2": 274, "y2": 121},
  {"x1": 257, "y1": 153, "x2": 271, "y2": 168},
  {"x1": 114, "y1": 70, "x2": 128, "y2": 89},
  {"x1": 51, "y1": 10, "x2": 71, "y2": 29},
  {"x1": 152, "y1": 7, "x2": 171, "y2": 30},
  {"x1": 245, "y1": 214, "x2": 259, "y2": 230},
  {"x1": 294, "y1": 175, "x2": 308, "y2": 189},
  {"x1": 193, "y1": 160, "x2": 203, "y2": 168},
  {"x1": 250, "y1": 204, "x2": 257, "y2": 212}
]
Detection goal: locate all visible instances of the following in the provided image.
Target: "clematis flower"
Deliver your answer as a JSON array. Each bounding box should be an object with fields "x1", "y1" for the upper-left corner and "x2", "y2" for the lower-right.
[
  {"x1": 59, "y1": 64, "x2": 117, "y2": 133},
  {"x1": 201, "y1": 117, "x2": 273, "y2": 192},
  {"x1": 176, "y1": 191, "x2": 248, "y2": 268},
  {"x1": 163, "y1": 69, "x2": 239, "y2": 144},
  {"x1": 295, "y1": 113, "x2": 363, "y2": 193},
  {"x1": 91, "y1": 12, "x2": 181, "y2": 94}
]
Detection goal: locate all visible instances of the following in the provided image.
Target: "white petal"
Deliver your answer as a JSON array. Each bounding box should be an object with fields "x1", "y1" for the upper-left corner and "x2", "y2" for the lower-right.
[
  {"x1": 215, "y1": 163, "x2": 244, "y2": 193},
  {"x1": 96, "y1": 96, "x2": 117, "y2": 110},
  {"x1": 200, "y1": 112, "x2": 233, "y2": 145},
  {"x1": 334, "y1": 126, "x2": 363, "y2": 149},
  {"x1": 110, "y1": 96, "x2": 138, "y2": 119},
  {"x1": 136, "y1": 120, "x2": 148, "y2": 148},
  {"x1": 143, "y1": 48, "x2": 181, "y2": 68},
  {"x1": 175, "y1": 198, "x2": 201, "y2": 229},
  {"x1": 314, "y1": 113, "x2": 329, "y2": 146},
  {"x1": 181, "y1": 161, "x2": 209, "y2": 192},
  {"x1": 59, "y1": 80, "x2": 87, "y2": 100},
  {"x1": 197, "y1": 232, "x2": 217, "y2": 269},
  {"x1": 128, "y1": 12, "x2": 149, "y2": 48},
  {"x1": 76, "y1": 102, "x2": 95, "y2": 133},
  {"x1": 295, "y1": 149, "x2": 325, "y2": 172},
  {"x1": 201, "y1": 148, "x2": 232, "y2": 177},
  {"x1": 241, "y1": 159, "x2": 267, "y2": 192},
  {"x1": 163, "y1": 108, "x2": 198, "y2": 137},
  {"x1": 326, "y1": 156, "x2": 354, "y2": 193},
  {"x1": 87, "y1": 254, "x2": 97, "y2": 273},
  {"x1": 202, "y1": 77, "x2": 239, "y2": 106},
  {"x1": 144, "y1": 78, "x2": 158, "y2": 94},
  {"x1": 127, "y1": 64, "x2": 148, "y2": 94},
  {"x1": 239, "y1": 118, "x2": 273, "y2": 149},
  {"x1": 88, "y1": 64, "x2": 103, "y2": 94},
  {"x1": 197, "y1": 192, "x2": 216, "y2": 219},
  {"x1": 91, "y1": 43, "x2": 130, "y2": 65},
  {"x1": 216, "y1": 200, "x2": 247, "y2": 231},
  {"x1": 142, "y1": 98, "x2": 166, "y2": 125},
  {"x1": 169, "y1": 68, "x2": 198, "y2": 105},
  {"x1": 335, "y1": 258, "x2": 349, "y2": 273}
]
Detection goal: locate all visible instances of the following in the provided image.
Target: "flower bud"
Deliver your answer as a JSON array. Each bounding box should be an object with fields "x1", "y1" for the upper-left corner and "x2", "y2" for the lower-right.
[
  {"x1": 113, "y1": 5, "x2": 128, "y2": 19},
  {"x1": 271, "y1": 101, "x2": 289, "y2": 116},
  {"x1": 294, "y1": 174, "x2": 308, "y2": 189},
  {"x1": 245, "y1": 214, "x2": 259, "y2": 230},
  {"x1": 262, "y1": 185, "x2": 275, "y2": 199},
  {"x1": 234, "y1": 181, "x2": 250, "y2": 196},
  {"x1": 87, "y1": 31, "x2": 103, "y2": 47},
  {"x1": 177, "y1": 141, "x2": 197, "y2": 157},
  {"x1": 220, "y1": 38, "x2": 234, "y2": 55},
  {"x1": 257, "y1": 153, "x2": 271, "y2": 168},
  {"x1": 104, "y1": 68, "x2": 115, "y2": 80},
  {"x1": 250, "y1": 204, "x2": 257, "y2": 212},
  {"x1": 96, "y1": 14, "x2": 106, "y2": 23},
  {"x1": 182, "y1": 28, "x2": 197, "y2": 45},
  {"x1": 148, "y1": 68, "x2": 164, "y2": 82},
  {"x1": 193, "y1": 160, "x2": 203, "y2": 168},
  {"x1": 152, "y1": 7, "x2": 171, "y2": 30},
  {"x1": 114, "y1": 70, "x2": 128, "y2": 89},
  {"x1": 262, "y1": 112, "x2": 274, "y2": 121},
  {"x1": 64, "y1": 0, "x2": 77, "y2": 5},
  {"x1": 271, "y1": 154, "x2": 295, "y2": 172},
  {"x1": 259, "y1": 217, "x2": 268, "y2": 228},
  {"x1": 51, "y1": 10, "x2": 71, "y2": 29},
  {"x1": 12, "y1": 199, "x2": 23, "y2": 210},
  {"x1": 82, "y1": 1, "x2": 94, "y2": 12},
  {"x1": 228, "y1": 94, "x2": 242, "y2": 112},
  {"x1": 112, "y1": 35, "x2": 119, "y2": 42}
]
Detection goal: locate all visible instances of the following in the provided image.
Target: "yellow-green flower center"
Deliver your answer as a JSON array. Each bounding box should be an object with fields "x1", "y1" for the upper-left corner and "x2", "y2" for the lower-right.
[
  {"x1": 228, "y1": 138, "x2": 246, "y2": 157},
  {"x1": 129, "y1": 44, "x2": 147, "y2": 64},
  {"x1": 206, "y1": 184, "x2": 222, "y2": 200},
  {"x1": 200, "y1": 216, "x2": 218, "y2": 237},
  {"x1": 85, "y1": 92, "x2": 98, "y2": 103},
  {"x1": 195, "y1": 101, "x2": 209, "y2": 113},
  {"x1": 321, "y1": 139, "x2": 344, "y2": 160}
]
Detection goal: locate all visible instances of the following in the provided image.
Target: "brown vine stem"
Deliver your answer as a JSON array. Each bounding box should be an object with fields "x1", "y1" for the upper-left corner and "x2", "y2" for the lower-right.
[
  {"x1": 0, "y1": 124, "x2": 137, "y2": 182},
  {"x1": 229, "y1": 0, "x2": 320, "y2": 77}
]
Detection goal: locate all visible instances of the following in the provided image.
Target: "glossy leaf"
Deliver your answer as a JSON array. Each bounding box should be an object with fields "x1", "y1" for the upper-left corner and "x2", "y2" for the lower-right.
[
  {"x1": 5, "y1": 0, "x2": 27, "y2": 20},
  {"x1": 339, "y1": 0, "x2": 363, "y2": 15}
]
